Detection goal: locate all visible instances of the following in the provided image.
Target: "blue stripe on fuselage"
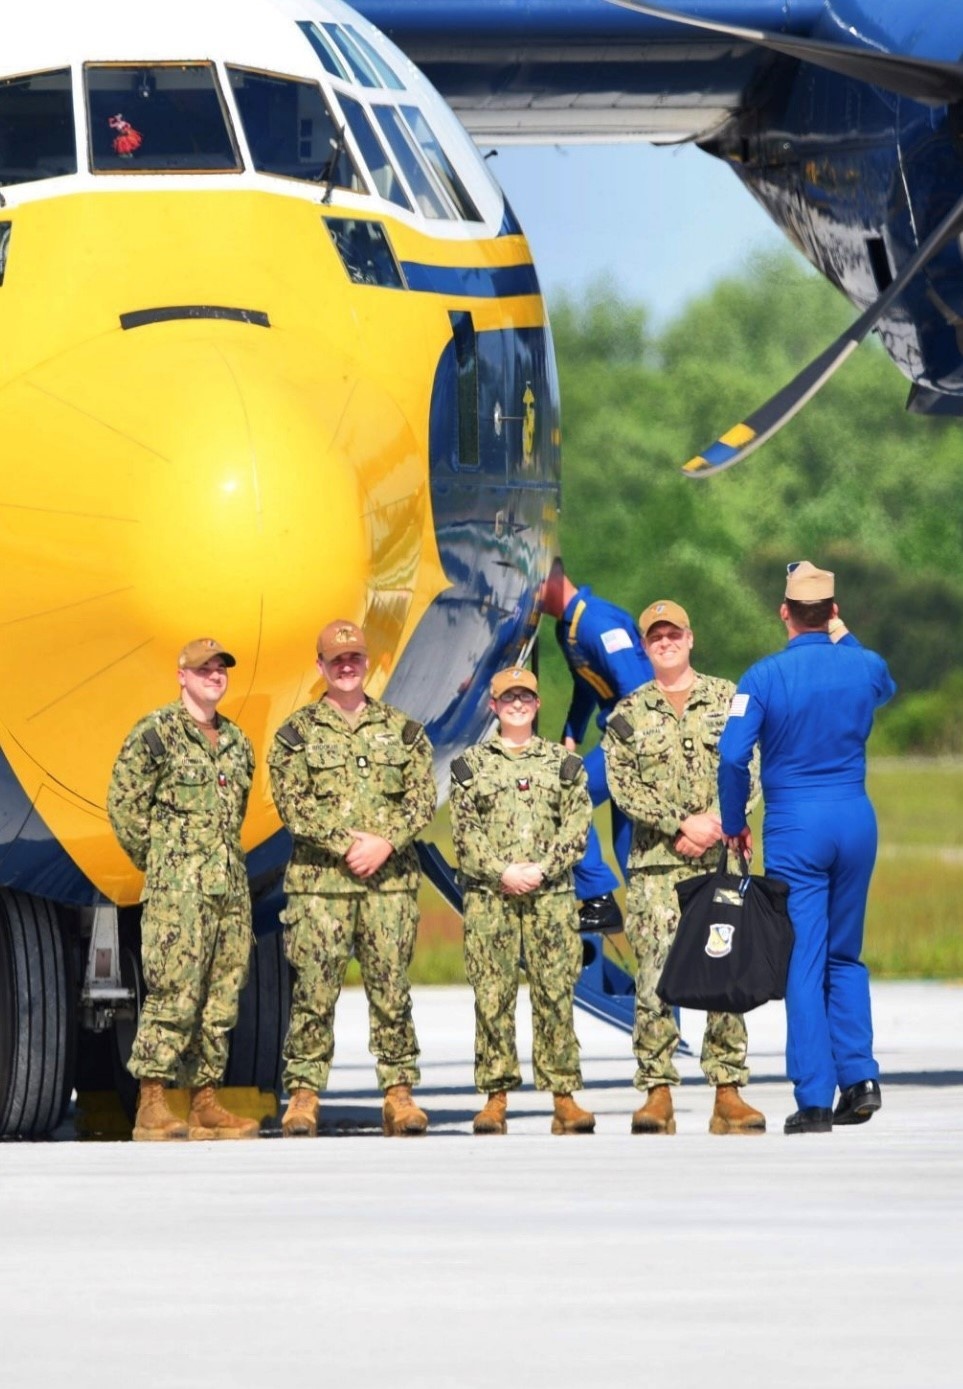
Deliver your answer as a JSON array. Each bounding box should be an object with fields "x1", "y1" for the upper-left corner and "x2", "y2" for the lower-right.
[{"x1": 400, "y1": 261, "x2": 540, "y2": 297}]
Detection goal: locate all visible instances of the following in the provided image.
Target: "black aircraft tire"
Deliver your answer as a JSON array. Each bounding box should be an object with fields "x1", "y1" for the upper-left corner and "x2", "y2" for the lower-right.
[
  {"x1": 224, "y1": 928, "x2": 291, "y2": 1095},
  {"x1": 0, "y1": 890, "x2": 76, "y2": 1139}
]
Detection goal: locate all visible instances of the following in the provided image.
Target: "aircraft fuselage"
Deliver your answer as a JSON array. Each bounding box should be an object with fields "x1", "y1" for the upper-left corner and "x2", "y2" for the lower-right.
[{"x1": 0, "y1": 0, "x2": 561, "y2": 909}]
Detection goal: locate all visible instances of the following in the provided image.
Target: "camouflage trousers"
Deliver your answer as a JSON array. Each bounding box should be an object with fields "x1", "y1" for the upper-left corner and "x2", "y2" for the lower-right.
[
  {"x1": 282, "y1": 891, "x2": 421, "y2": 1094},
  {"x1": 463, "y1": 889, "x2": 583, "y2": 1094},
  {"x1": 625, "y1": 866, "x2": 749, "y2": 1089},
  {"x1": 128, "y1": 889, "x2": 252, "y2": 1087}
]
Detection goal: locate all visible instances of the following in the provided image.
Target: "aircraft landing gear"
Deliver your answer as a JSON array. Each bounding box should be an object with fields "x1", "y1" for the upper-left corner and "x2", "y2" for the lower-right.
[
  {"x1": 2, "y1": 887, "x2": 290, "y2": 1139},
  {"x1": 78, "y1": 897, "x2": 291, "y2": 1128},
  {"x1": 0, "y1": 889, "x2": 76, "y2": 1138}
]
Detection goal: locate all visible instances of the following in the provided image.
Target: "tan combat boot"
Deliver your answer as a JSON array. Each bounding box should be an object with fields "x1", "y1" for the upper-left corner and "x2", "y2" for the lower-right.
[
  {"x1": 631, "y1": 1084, "x2": 676, "y2": 1134},
  {"x1": 473, "y1": 1091, "x2": 508, "y2": 1135},
  {"x1": 382, "y1": 1084, "x2": 428, "y2": 1136},
  {"x1": 187, "y1": 1085, "x2": 260, "y2": 1140},
  {"x1": 709, "y1": 1084, "x2": 766, "y2": 1134},
  {"x1": 132, "y1": 1079, "x2": 188, "y2": 1142},
  {"x1": 551, "y1": 1093, "x2": 595, "y2": 1135},
  {"x1": 282, "y1": 1089, "x2": 320, "y2": 1138}
]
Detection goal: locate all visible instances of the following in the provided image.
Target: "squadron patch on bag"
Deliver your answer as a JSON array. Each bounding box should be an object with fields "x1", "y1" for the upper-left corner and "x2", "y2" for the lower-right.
[{"x1": 705, "y1": 923, "x2": 736, "y2": 958}]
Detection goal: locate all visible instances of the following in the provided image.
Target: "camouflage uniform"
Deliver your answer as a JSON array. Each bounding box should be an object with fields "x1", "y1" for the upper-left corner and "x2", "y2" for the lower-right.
[
  {"x1": 603, "y1": 676, "x2": 759, "y2": 1090},
  {"x1": 107, "y1": 700, "x2": 254, "y2": 1086},
  {"x1": 268, "y1": 697, "x2": 436, "y2": 1093},
  {"x1": 450, "y1": 737, "x2": 592, "y2": 1094}
]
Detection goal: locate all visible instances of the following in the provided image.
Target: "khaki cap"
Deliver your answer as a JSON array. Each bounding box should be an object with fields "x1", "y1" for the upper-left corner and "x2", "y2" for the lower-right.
[
  {"x1": 491, "y1": 666, "x2": 538, "y2": 699},
  {"x1": 639, "y1": 600, "x2": 690, "y2": 636},
  {"x1": 317, "y1": 619, "x2": 367, "y2": 660},
  {"x1": 785, "y1": 561, "x2": 834, "y2": 601},
  {"x1": 178, "y1": 638, "x2": 236, "y2": 669}
]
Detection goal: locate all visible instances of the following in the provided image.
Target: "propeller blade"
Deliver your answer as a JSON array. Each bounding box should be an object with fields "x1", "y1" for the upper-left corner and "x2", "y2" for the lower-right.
[
  {"x1": 608, "y1": 0, "x2": 963, "y2": 106},
  {"x1": 680, "y1": 190, "x2": 963, "y2": 478}
]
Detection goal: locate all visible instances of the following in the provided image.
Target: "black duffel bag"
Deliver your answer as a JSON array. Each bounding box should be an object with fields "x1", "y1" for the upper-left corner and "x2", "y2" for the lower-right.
[{"x1": 656, "y1": 847, "x2": 795, "y2": 1013}]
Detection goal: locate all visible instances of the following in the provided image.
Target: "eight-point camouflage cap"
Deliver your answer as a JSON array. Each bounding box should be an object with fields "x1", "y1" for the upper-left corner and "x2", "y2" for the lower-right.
[
  {"x1": 785, "y1": 560, "x2": 835, "y2": 600},
  {"x1": 490, "y1": 666, "x2": 538, "y2": 699},
  {"x1": 639, "y1": 600, "x2": 690, "y2": 636},
  {"x1": 317, "y1": 619, "x2": 368, "y2": 660},
  {"x1": 178, "y1": 638, "x2": 236, "y2": 669}
]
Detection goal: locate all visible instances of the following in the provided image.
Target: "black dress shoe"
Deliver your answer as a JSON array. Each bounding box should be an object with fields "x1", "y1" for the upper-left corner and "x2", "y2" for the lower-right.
[
  {"x1": 784, "y1": 1107, "x2": 833, "y2": 1134},
  {"x1": 833, "y1": 1079, "x2": 882, "y2": 1126},
  {"x1": 578, "y1": 892, "x2": 623, "y2": 934}
]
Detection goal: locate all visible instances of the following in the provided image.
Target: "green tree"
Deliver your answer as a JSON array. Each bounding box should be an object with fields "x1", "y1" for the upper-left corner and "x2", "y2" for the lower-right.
[{"x1": 546, "y1": 255, "x2": 963, "y2": 714}]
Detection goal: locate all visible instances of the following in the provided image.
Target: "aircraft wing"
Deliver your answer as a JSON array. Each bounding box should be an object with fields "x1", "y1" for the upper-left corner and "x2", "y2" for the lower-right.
[{"x1": 353, "y1": 0, "x2": 807, "y2": 144}]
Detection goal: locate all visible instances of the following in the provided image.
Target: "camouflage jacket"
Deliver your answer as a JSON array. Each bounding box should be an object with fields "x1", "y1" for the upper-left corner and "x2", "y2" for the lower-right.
[
  {"x1": 602, "y1": 675, "x2": 760, "y2": 870},
  {"x1": 267, "y1": 696, "x2": 436, "y2": 895},
  {"x1": 107, "y1": 700, "x2": 254, "y2": 897},
  {"x1": 449, "y1": 736, "x2": 592, "y2": 894}
]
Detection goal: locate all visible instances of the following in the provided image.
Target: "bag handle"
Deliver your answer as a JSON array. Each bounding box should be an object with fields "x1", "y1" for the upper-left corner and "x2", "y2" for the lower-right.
[{"x1": 715, "y1": 842, "x2": 752, "y2": 896}]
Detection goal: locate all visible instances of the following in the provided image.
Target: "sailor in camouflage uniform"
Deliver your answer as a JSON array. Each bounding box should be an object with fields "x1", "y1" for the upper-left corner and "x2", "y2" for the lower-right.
[
  {"x1": 268, "y1": 620, "x2": 437, "y2": 1138},
  {"x1": 108, "y1": 638, "x2": 259, "y2": 1142},
  {"x1": 603, "y1": 601, "x2": 764, "y2": 1136},
  {"x1": 450, "y1": 666, "x2": 596, "y2": 1136}
]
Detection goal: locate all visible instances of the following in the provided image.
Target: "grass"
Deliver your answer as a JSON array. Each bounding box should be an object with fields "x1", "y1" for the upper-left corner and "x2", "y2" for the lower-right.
[
  {"x1": 400, "y1": 757, "x2": 963, "y2": 984},
  {"x1": 864, "y1": 759, "x2": 963, "y2": 977}
]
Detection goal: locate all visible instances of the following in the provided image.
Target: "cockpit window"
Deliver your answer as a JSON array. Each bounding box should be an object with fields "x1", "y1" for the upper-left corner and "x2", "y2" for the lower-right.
[
  {"x1": 342, "y1": 28, "x2": 405, "y2": 91},
  {"x1": 324, "y1": 217, "x2": 405, "y2": 289},
  {"x1": 85, "y1": 64, "x2": 239, "y2": 172},
  {"x1": 373, "y1": 106, "x2": 450, "y2": 219},
  {"x1": 296, "y1": 21, "x2": 353, "y2": 82},
  {"x1": 298, "y1": 20, "x2": 404, "y2": 92},
  {"x1": 337, "y1": 95, "x2": 411, "y2": 211},
  {"x1": 227, "y1": 66, "x2": 363, "y2": 192},
  {"x1": 0, "y1": 69, "x2": 76, "y2": 186},
  {"x1": 400, "y1": 106, "x2": 481, "y2": 222},
  {"x1": 319, "y1": 27, "x2": 379, "y2": 89}
]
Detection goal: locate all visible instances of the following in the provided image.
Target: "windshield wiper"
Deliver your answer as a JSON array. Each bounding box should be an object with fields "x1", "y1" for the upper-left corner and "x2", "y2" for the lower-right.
[{"x1": 318, "y1": 125, "x2": 347, "y2": 204}]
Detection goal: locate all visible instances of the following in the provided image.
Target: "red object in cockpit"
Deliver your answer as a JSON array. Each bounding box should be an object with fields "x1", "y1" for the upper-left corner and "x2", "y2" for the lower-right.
[{"x1": 109, "y1": 113, "x2": 143, "y2": 156}]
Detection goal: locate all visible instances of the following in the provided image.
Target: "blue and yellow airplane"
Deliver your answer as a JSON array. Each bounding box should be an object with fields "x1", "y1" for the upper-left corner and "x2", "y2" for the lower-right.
[
  {"x1": 3, "y1": 0, "x2": 963, "y2": 1134},
  {"x1": 362, "y1": 0, "x2": 963, "y2": 471},
  {"x1": 1, "y1": 0, "x2": 560, "y2": 1134}
]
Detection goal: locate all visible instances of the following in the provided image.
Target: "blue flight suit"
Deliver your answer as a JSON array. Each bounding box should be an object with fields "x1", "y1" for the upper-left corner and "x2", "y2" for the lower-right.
[
  {"x1": 717, "y1": 631, "x2": 896, "y2": 1110},
  {"x1": 555, "y1": 585, "x2": 653, "y2": 898}
]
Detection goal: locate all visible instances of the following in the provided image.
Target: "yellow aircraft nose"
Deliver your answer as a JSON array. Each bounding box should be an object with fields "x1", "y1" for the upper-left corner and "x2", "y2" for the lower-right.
[{"x1": 0, "y1": 317, "x2": 440, "y2": 899}]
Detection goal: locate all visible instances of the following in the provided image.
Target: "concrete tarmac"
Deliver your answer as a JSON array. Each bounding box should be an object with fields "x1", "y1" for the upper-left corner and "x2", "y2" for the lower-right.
[{"x1": 2, "y1": 981, "x2": 960, "y2": 1388}]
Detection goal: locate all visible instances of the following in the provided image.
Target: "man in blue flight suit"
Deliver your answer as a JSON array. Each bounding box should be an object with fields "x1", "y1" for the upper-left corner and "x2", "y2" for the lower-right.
[
  {"x1": 717, "y1": 561, "x2": 896, "y2": 1134},
  {"x1": 540, "y1": 558, "x2": 653, "y2": 931}
]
